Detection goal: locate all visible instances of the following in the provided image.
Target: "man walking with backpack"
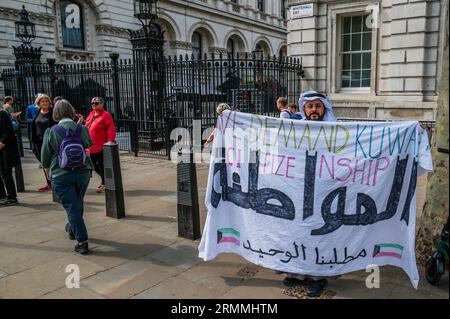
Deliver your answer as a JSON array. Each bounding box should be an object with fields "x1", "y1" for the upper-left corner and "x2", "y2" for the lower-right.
[{"x1": 41, "y1": 99, "x2": 94, "y2": 254}]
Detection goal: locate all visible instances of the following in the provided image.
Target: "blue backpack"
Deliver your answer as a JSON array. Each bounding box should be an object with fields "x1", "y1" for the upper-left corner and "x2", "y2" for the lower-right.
[
  {"x1": 52, "y1": 124, "x2": 87, "y2": 171},
  {"x1": 291, "y1": 112, "x2": 303, "y2": 120},
  {"x1": 281, "y1": 110, "x2": 303, "y2": 120},
  {"x1": 4, "y1": 111, "x2": 20, "y2": 132}
]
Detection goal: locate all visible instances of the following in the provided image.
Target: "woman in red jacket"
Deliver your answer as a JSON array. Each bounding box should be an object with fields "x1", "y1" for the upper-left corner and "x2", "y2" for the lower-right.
[{"x1": 84, "y1": 97, "x2": 116, "y2": 193}]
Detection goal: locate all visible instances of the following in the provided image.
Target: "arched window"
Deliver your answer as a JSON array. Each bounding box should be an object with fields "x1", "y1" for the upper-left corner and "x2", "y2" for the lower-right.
[
  {"x1": 192, "y1": 31, "x2": 203, "y2": 58},
  {"x1": 279, "y1": 46, "x2": 287, "y2": 59},
  {"x1": 60, "y1": 0, "x2": 85, "y2": 49},
  {"x1": 227, "y1": 39, "x2": 235, "y2": 57},
  {"x1": 254, "y1": 43, "x2": 263, "y2": 59}
]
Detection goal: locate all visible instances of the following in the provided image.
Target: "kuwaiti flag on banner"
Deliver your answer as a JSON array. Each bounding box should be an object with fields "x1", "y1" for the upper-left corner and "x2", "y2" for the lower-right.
[
  {"x1": 198, "y1": 111, "x2": 433, "y2": 288},
  {"x1": 217, "y1": 228, "x2": 240, "y2": 246},
  {"x1": 373, "y1": 243, "x2": 404, "y2": 259}
]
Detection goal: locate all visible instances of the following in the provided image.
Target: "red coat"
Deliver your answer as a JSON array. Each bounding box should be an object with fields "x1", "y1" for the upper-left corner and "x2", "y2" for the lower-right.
[{"x1": 85, "y1": 109, "x2": 116, "y2": 154}]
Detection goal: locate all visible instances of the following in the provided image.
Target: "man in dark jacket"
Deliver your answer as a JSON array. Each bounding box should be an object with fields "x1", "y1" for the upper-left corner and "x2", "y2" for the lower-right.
[{"x1": 0, "y1": 108, "x2": 19, "y2": 206}]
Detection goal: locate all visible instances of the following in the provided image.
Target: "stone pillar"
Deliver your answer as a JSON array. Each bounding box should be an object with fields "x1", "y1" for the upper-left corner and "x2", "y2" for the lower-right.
[{"x1": 287, "y1": 1, "x2": 326, "y2": 92}]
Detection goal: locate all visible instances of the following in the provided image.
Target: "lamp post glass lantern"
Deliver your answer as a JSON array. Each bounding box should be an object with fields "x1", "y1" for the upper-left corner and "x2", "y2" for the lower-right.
[
  {"x1": 15, "y1": 5, "x2": 36, "y2": 46},
  {"x1": 134, "y1": 0, "x2": 158, "y2": 22}
]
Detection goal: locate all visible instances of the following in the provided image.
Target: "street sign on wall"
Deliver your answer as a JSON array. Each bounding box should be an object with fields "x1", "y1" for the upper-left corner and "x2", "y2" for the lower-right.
[{"x1": 290, "y1": 3, "x2": 314, "y2": 19}]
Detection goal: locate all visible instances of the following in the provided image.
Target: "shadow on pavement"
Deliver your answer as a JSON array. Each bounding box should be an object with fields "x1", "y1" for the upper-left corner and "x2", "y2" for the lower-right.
[
  {"x1": 124, "y1": 189, "x2": 175, "y2": 197},
  {"x1": 124, "y1": 215, "x2": 176, "y2": 223}
]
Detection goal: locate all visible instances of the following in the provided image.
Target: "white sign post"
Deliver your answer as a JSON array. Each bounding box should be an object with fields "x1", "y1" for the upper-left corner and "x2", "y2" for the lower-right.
[{"x1": 290, "y1": 3, "x2": 315, "y2": 19}]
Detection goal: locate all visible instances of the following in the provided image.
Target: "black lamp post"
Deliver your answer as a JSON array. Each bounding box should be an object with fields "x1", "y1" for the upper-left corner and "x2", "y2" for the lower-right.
[
  {"x1": 15, "y1": 5, "x2": 36, "y2": 46},
  {"x1": 129, "y1": 0, "x2": 165, "y2": 130},
  {"x1": 134, "y1": 0, "x2": 158, "y2": 24},
  {"x1": 130, "y1": 0, "x2": 163, "y2": 46},
  {"x1": 12, "y1": 5, "x2": 42, "y2": 66},
  {"x1": 12, "y1": 5, "x2": 43, "y2": 124}
]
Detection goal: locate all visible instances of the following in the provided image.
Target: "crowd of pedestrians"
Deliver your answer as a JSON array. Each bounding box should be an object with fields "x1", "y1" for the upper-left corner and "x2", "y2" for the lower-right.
[{"x1": 0, "y1": 94, "x2": 116, "y2": 255}]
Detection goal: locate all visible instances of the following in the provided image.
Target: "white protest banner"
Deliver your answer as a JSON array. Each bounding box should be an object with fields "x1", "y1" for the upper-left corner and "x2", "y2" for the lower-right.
[{"x1": 198, "y1": 111, "x2": 433, "y2": 288}]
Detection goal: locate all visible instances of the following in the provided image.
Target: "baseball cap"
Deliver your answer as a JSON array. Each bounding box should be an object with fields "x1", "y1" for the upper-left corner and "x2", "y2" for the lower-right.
[{"x1": 91, "y1": 97, "x2": 104, "y2": 104}]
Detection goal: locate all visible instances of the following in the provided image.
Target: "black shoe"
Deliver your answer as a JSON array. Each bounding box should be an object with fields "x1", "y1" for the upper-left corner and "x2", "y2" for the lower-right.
[
  {"x1": 283, "y1": 276, "x2": 309, "y2": 287},
  {"x1": 306, "y1": 279, "x2": 328, "y2": 297},
  {"x1": 74, "y1": 242, "x2": 89, "y2": 255},
  {"x1": 0, "y1": 198, "x2": 18, "y2": 206},
  {"x1": 65, "y1": 223, "x2": 75, "y2": 240}
]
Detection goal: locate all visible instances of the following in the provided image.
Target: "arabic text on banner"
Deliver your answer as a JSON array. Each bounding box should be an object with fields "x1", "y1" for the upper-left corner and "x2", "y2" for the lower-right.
[{"x1": 198, "y1": 111, "x2": 433, "y2": 288}]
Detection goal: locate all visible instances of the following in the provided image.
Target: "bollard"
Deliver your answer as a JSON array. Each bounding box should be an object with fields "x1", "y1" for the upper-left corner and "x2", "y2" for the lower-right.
[
  {"x1": 14, "y1": 134, "x2": 25, "y2": 192},
  {"x1": 177, "y1": 148, "x2": 201, "y2": 240},
  {"x1": 103, "y1": 142, "x2": 126, "y2": 219},
  {"x1": 17, "y1": 127, "x2": 24, "y2": 158},
  {"x1": 14, "y1": 162, "x2": 25, "y2": 193}
]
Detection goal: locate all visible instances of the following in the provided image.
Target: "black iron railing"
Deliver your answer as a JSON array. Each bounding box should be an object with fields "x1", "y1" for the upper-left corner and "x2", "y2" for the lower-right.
[{"x1": 2, "y1": 53, "x2": 304, "y2": 158}]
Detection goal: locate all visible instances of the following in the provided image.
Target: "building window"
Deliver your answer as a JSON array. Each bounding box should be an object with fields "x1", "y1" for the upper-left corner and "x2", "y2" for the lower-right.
[
  {"x1": 341, "y1": 15, "x2": 371, "y2": 88},
  {"x1": 60, "y1": 0, "x2": 85, "y2": 49},
  {"x1": 281, "y1": 0, "x2": 286, "y2": 19},
  {"x1": 254, "y1": 43, "x2": 263, "y2": 59},
  {"x1": 192, "y1": 31, "x2": 203, "y2": 58},
  {"x1": 257, "y1": 0, "x2": 264, "y2": 12},
  {"x1": 227, "y1": 39, "x2": 235, "y2": 57}
]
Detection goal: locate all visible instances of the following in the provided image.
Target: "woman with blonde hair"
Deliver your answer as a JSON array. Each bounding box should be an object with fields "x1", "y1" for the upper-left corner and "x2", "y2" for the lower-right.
[
  {"x1": 203, "y1": 103, "x2": 231, "y2": 147},
  {"x1": 31, "y1": 94, "x2": 57, "y2": 191}
]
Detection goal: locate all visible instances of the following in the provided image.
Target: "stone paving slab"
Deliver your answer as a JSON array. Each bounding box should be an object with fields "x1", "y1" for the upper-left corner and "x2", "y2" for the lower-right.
[
  {"x1": 143, "y1": 222, "x2": 183, "y2": 241},
  {"x1": 0, "y1": 255, "x2": 105, "y2": 298},
  {"x1": 0, "y1": 270, "x2": 7, "y2": 280},
  {"x1": 143, "y1": 240, "x2": 203, "y2": 270},
  {"x1": 175, "y1": 257, "x2": 247, "y2": 296},
  {"x1": 82, "y1": 259, "x2": 182, "y2": 298},
  {"x1": 131, "y1": 277, "x2": 224, "y2": 299},
  {"x1": 39, "y1": 287, "x2": 106, "y2": 299},
  {"x1": 0, "y1": 243, "x2": 68, "y2": 275}
]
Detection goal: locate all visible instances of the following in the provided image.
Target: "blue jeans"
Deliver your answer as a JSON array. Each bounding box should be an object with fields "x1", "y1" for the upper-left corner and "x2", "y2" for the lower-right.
[{"x1": 52, "y1": 170, "x2": 90, "y2": 242}]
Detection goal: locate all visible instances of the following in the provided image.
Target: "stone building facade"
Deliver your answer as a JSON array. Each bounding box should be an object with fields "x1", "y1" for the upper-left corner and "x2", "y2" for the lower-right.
[
  {"x1": 0, "y1": 0, "x2": 288, "y2": 93},
  {"x1": 286, "y1": 0, "x2": 448, "y2": 120}
]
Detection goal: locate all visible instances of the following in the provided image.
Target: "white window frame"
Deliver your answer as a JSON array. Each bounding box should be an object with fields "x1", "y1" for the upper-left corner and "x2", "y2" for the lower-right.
[
  {"x1": 327, "y1": 2, "x2": 379, "y2": 98},
  {"x1": 55, "y1": 0, "x2": 95, "y2": 62}
]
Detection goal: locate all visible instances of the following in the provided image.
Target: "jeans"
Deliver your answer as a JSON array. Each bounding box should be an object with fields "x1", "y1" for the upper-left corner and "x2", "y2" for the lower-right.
[
  {"x1": 0, "y1": 166, "x2": 17, "y2": 200},
  {"x1": 90, "y1": 151, "x2": 105, "y2": 185},
  {"x1": 52, "y1": 170, "x2": 90, "y2": 242}
]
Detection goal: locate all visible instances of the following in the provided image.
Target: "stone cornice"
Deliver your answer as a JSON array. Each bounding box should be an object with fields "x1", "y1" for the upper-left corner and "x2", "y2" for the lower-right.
[
  {"x1": 170, "y1": 41, "x2": 192, "y2": 50},
  {"x1": 95, "y1": 24, "x2": 129, "y2": 38},
  {"x1": 0, "y1": 7, "x2": 54, "y2": 26},
  {"x1": 209, "y1": 47, "x2": 228, "y2": 54}
]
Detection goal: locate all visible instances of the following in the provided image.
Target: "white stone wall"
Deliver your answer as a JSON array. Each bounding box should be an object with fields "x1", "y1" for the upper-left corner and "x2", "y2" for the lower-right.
[
  {"x1": 0, "y1": 0, "x2": 288, "y2": 94},
  {"x1": 286, "y1": 0, "x2": 447, "y2": 120}
]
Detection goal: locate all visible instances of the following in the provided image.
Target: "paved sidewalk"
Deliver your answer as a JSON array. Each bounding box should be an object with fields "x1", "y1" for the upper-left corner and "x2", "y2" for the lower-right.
[{"x1": 0, "y1": 151, "x2": 447, "y2": 299}]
